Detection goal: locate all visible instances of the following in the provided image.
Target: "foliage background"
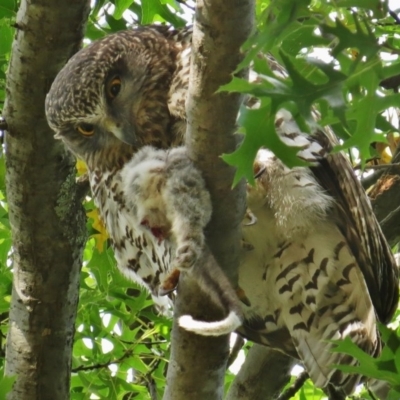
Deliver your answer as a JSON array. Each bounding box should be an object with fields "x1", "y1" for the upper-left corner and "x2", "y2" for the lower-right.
[{"x1": 1, "y1": 0, "x2": 400, "y2": 399}]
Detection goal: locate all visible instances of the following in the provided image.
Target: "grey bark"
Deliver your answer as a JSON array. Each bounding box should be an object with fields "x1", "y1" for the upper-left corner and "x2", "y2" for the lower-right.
[
  {"x1": 373, "y1": 175, "x2": 400, "y2": 246},
  {"x1": 163, "y1": 0, "x2": 254, "y2": 399},
  {"x1": 226, "y1": 345, "x2": 296, "y2": 400},
  {"x1": 3, "y1": 1, "x2": 90, "y2": 399}
]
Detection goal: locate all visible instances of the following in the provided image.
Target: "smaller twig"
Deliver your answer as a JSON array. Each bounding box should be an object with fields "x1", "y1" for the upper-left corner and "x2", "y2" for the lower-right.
[
  {"x1": 361, "y1": 169, "x2": 385, "y2": 190},
  {"x1": 146, "y1": 376, "x2": 158, "y2": 400},
  {"x1": 354, "y1": 163, "x2": 400, "y2": 171},
  {"x1": 389, "y1": 9, "x2": 400, "y2": 25},
  {"x1": 144, "y1": 359, "x2": 162, "y2": 400},
  {"x1": 119, "y1": 339, "x2": 168, "y2": 346},
  {"x1": 276, "y1": 371, "x2": 309, "y2": 400},
  {"x1": 71, "y1": 349, "x2": 133, "y2": 372},
  {"x1": 227, "y1": 335, "x2": 245, "y2": 368},
  {"x1": 367, "y1": 387, "x2": 378, "y2": 400},
  {"x1": 362, "y1": 142, "x2": 400, "y2": 189},
  {"x1": 380, "y1": 204, "x2": 400, "y2": 229},
  {"x1": 176, "y1": 0, "x2": 195, "y2": 11}
]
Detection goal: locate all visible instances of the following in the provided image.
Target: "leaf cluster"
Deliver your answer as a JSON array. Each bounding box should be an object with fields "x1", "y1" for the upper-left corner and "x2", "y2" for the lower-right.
[
  {"x1": 223, "y1": 0, "x2": 400, "y2": 184},
  {"x1": 332, "y1": 324, "x2": 400, "y2": 399}
]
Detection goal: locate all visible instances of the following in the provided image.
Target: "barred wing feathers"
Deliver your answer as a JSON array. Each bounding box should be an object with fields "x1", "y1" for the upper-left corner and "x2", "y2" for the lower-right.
[{"x1": 311, "y1": 143, "x2": 399, "y2": 324}]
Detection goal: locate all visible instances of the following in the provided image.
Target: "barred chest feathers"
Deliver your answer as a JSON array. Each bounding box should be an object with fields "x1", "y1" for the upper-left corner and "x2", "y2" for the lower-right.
[
  {"x1": 241, "y1": 148, "x2": 336, "y2": 319},
  {"x1": 240, "y1": 146, "x2": 378, "y2": 393}
]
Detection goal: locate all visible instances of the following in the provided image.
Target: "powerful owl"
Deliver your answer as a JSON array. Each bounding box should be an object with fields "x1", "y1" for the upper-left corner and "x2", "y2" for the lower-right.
[{"x1": 45, "y1": 26, "x2": 399, "y2": 398}]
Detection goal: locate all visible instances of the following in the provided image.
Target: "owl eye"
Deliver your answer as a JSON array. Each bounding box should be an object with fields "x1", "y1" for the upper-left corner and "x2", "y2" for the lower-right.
[
  {"x1": 106, "y1": 76, "x2": 122, "y2": 99},
  {"x1": 76, "y1": 123, "x2": 95, "y2": 136}
]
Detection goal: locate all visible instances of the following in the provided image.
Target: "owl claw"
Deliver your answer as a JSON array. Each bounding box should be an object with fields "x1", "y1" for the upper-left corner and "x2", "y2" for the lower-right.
[
  {"x1": 254, "y1": 165, "x2": 266, "y2": 179},
  {"x1": 236, "y1": 286, "x2": 251, "y2": 307},
  {"x1": 244, "y1": 210, "x2": 257, "y2": 226},
  {"x1": 159, "y1": 268, "x2": 180, "y2": 296}
]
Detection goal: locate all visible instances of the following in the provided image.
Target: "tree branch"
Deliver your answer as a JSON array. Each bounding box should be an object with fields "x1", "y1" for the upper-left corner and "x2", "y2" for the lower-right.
[
  {"x1": 226, "y1": 345, "x2": 296, "y2": 400},
  {"x1": 227, "y1": 335, "x2": 245, "y2": 368},
  {"x1": 163, "y1": 1, "x2": 253, "y2": 399},
  {"x1": 369, "y1": 145, "x2": 400, "y2": 246},
  {"x1": 72, "y1": 349, "x2": 133, "y2": 372},
  {"x1": 277, "y1": 372, "x2": 309, "y2": 400},
  {"x1": 3, "y1": 1, "x2": 90, "y2": 399},
  {"x1": 0, "y1": 119, "x2": 7, "y2": 131}
]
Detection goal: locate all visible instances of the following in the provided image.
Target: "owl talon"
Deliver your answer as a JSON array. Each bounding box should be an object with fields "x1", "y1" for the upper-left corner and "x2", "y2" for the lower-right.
[
  {"x1": 159, "y1": 268, "x2": 181, "y2": 296},
  {"x1": 244, "y1": 209, "x2": 257, "y2": 226},
  {"x1": 236, "y1": 286, "x2": 251, "y2": 307}
]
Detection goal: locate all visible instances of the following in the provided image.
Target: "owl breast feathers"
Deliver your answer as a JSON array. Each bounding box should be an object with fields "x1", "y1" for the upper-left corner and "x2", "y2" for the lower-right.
[{"x1": 45, "y1": 25, "x2": 399, "y2": 398}]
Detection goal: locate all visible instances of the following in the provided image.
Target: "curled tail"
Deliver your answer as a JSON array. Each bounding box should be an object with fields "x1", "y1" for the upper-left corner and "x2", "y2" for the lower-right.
[
  {"x1": 179, "y1": 311, "x2": 242, "y2": 336},
  {"x1": 177, "y1": 247, "x2": 245, "y2": 336}
]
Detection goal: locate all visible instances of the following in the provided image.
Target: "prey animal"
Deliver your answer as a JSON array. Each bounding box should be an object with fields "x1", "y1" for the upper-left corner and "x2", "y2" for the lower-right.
[{"x1": 113, "y1": 145, "x2": 243, "y2": 334}]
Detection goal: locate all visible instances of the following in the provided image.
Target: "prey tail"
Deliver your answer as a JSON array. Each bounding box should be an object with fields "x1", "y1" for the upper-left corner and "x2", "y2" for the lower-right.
[
  {"x1": 179, "y1": 311, "x2": 242, "y2": 336},
  {"x1": 178, "y1": 247, "x2": 245, "y2": 336}
]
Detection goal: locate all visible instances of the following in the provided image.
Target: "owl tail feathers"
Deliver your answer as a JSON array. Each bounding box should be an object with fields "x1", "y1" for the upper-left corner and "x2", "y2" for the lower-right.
[{"x1": 178, "y1": 311, "x2": 242, "y2": 336}]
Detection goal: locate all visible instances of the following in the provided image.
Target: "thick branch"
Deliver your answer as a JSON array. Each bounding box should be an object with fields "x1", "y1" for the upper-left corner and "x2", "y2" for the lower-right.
[
  {"x1": 369, "y1": 147, "x2": 400, "y2": 246},
  {"x1": 164, "y1": 1, "x2": 254, "y2": 399},
  {"x1": 370, "y1": 175, "x2": 400, "y2": 246},
  {"x1": 3, "y1": 1, "x2": 90, "y2": 399},
  {"x1": 226, "y1": 345, "x2": 296, "y2": 400}
]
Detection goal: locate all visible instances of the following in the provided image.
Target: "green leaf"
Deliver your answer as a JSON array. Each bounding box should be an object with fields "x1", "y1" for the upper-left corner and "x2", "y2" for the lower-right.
[
  {"x1": 0, "y1": 0, "x2": 16, "y2": 18},
  {"x1": 222, "y1": 49, "x2": 349, "y2": 182},
  {"x1": 335, "y1": 0, "x2": 387, "y2": 18},
  {"x1": 280, "y1": 53, "x2": 347, "y2": 123},
  {"x1": 85, "y1": 21, "x2": 108, "y2": 41},
  {"x1": 105, "y1": 12, "x2": 127, "y2": 32},
  {"x1": 238, "y1": 0, "x2": 312, "y2": 70},
  {"x1": 0, "y1": 26, "x2": 13, "y2": 56},
  {"x1": 332, "y1": 326, "x2": 400, "y2": 390},
  {"x1": 321, "y1": 15, "x2": 379, "y2": 60},
  {"x1": 113, "y1": 0, "x2": 134, "y2": 20},
  {"x1": 0, "y1": 372, "x2": 15, "y2": 400},
  {"x1": 141, "y1": 0, "x2": 185, "y2": 26},
  {"x1": 222, "y1": 105, "x2": 307, "y2": 186}
]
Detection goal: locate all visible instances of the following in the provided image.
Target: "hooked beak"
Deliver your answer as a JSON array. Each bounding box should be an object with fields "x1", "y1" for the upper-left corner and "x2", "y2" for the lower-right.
[{"x1": 104, "y1": 118, "x2": 138, "y2": 147}]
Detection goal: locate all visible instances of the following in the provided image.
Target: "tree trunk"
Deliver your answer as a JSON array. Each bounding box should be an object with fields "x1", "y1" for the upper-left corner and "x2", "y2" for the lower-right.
[
  {"x1": 3, "y1": 1, "x2": 90, "y2": 399},
  {"x1": 163, "y1": 0, "x2": 254, "y2": 399}
]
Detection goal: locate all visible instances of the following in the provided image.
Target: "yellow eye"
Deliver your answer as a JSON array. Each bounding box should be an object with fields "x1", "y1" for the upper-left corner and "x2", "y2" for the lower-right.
[
  {"x1": 76, "y1": 123, "x2": 95, "y2": 136},
  {"x1": 106, "y1": 76, "x2": 122, "y2": 99}
]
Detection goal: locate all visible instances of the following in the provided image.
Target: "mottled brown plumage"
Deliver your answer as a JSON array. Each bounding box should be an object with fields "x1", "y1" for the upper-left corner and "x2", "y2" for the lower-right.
[
  {"x1": 45, "y1": 25, "x2": 398, "y2": 398},
  {"x1": 46, "y1": 26, "x2": 193, "y2": 310}
]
